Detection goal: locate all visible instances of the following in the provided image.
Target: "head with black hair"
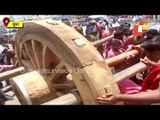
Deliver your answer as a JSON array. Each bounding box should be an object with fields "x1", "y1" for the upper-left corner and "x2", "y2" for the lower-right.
[
  {"x1": 122, "y1": 23, "x2": 131, "y2": 30},
  {"x1": 144, "y1": 29, "x2": 158, "y2": 40},
  {"x1": 114, "y1": 26, "x2": 123, "y2": 32},
  {"x1": 141, "y1": 37, "x2": 160, "y2": 62},
  {"x1": 114, "y1": 31, "x2": 124, "y2": 40},
  {"x1": 123, "y1": 29, "x2": 132, "y2": 36},
  {"x1": 111, "y1": 39, "x2": 122, "y2": 51}
]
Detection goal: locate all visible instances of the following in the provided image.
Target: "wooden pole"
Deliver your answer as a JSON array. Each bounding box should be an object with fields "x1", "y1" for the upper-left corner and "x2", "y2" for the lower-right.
[
  {"x1": 105, "y1": 62, "x2": 147, "y2": 89},
  {"x1": 0, "y1": 67, "x2": 25, "y2": 82},
  {"x1": 42, "y1": 91, "x2": 82, "y2": 105},
  {"x1": 104, "y1": 50, "x2": 139, "y2": 67},
  {"x1": 2, "y1": 85, "x2": 12, "y2": 93},
  {"x1": 92, "y1": 35, "x2": 114, "y2": 47}
]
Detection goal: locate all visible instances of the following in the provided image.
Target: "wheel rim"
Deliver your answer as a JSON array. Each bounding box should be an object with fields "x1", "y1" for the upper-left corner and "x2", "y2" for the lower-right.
[{"x1": 14, "y1": 21, "x2": 121, "y2": 104}]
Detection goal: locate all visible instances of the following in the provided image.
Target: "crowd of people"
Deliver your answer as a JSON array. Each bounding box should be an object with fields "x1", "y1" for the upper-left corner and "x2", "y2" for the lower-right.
[
  {"x1": 0, "y1": 35, "x2": 17, "y2": 105},
  {"x1": 70, "y1": 16, "x2": 160, "y2": 105}
]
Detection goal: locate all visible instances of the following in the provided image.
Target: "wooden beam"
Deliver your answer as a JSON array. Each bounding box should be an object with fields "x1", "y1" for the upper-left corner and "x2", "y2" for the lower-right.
[
  {"x1": 42, "y1": 91, "x2": 82, "y2": 105},
  {"x1": 2, "y1": 85, "x2": 12, "y2": 93},
  {"x1": 92, "y1": 35, "x2": 114, "y2": 47},
  {"x1": 104, "y1": 62, "x2": 147, "y2": 89},
  {"x1": 104, "y1": 50, "x2": 139, "y2": 67},
  {"x1": 114, "y1": 62, "x2": 147, "y2": 83},
  {"x1": 0, "y1": 67, "x2": 25, "y2": 82}
]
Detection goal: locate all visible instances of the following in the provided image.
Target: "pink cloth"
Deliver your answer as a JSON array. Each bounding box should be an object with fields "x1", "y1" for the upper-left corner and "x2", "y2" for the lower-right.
[
  {"x1": 118, "y1": 79, "x2": 141, "y2": 94},
  {"x1": 107, "y1": 48, "x2": 125, "y2": 58},
  {"x1": 118, "y1": 79, "x2": 151, "y2": 105},
  {"x1": 0, "y1": 65, "x2": 16, "y2": 73}
]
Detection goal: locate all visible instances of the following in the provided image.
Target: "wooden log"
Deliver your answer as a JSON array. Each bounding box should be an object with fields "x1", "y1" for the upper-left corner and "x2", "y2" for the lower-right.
[
  {"x1": 92, "y1": 32, "x2": 134, "y2": 48},
  {"x1": 2, "y1": 85, "x2": 12, "y2": 93},
  {"x1": 53, "y1": 82, "x2": 76, "y2": 90},
  {"x1": 42, "y1": 91, "x2": 82, "y2": 105},
  {"x1": 92, "y1": 35, "x2": 114, "y2": 47},
  {"x1": 104, "y1": 49, "x2": 139, "y2": 67},
  {"x1": 114, "y1": 62, "x2": 147, "y2": 83},
  {"x1": 0, "y1": 67, "x2": 25, "y2": 82},
  {"x1": 10, "y1": 71, "x2": 57, "y2": 105},
  {"x1": 104, "y1": 62, "x2": 147, "y2": 89}
]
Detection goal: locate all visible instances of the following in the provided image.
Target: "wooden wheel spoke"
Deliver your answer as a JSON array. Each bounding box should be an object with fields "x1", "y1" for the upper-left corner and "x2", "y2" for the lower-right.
[
  {"x1": 21, "y1": 46, "x2": 29, "y2": 60},
  {"x1": 45, "y1": 62, "x2": 68, "y2": 81},
  {"x1": 24, "y1": 42, "x2": 37, "y2": 69},
  {"x1": 42, "y1": 46, "x2": 61, "y2": 69},
  {"x1": 31, "y1": 40, "x2": 43, "y2": 69},
  {"x1": 42, "y1": 45, "x2": 47, "y2": 69},
  {"x1": 21, "y1": 60, "x2": 34, "y2": 71}
]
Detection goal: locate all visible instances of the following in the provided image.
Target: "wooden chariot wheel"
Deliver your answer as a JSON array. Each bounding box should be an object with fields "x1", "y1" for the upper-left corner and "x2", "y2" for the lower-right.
[{"x1": 10, "y1": 20, "x2": 121, "y2": 105}]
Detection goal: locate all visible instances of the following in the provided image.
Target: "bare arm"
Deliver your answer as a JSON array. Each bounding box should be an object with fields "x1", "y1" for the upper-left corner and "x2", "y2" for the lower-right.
[
  {"x1": 117, "y1": 88, "x2": 160, "y2": 104},
  {"x1": 97, "y1": 82, "x2": 160, "y2": 105}
]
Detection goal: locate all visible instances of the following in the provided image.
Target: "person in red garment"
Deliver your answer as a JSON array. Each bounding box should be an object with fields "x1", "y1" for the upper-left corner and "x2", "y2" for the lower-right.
[{"x1": 97, "y1": 37, "x2": 160, "y2": 105}]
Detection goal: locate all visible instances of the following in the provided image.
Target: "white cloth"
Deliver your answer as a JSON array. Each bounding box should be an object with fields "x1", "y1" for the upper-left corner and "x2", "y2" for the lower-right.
[{"x1": 0, "y1": 45, "x2": 6, "y2": 59}]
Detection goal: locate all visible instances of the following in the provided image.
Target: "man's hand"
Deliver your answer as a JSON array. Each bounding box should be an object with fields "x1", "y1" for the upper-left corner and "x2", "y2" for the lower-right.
[
  {"x1": 140, "y1": 57, "x2": 158, "y2": 68},
  {"x1": 97, "y1": 93, "x2": 119, "y2": 105}
]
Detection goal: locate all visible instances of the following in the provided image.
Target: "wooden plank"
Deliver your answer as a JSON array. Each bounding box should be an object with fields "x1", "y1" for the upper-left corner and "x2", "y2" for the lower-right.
[
  {"x1": 42, "y1": 91, "x2": 82, "y2": 105},
  {"x1": 92, "y1": 35, "x2": 114, "y2": 47},
  {"x1": 53, "y1": 82, "x2": 76, "y2": 90},
  {"x1": 2, "y1": 85, "x2": 12, "y2": 93},
  {"x1": 31, "y1": 40, "x2": 43, "y2": 69},
  {"x1": 24, "y1": 42, "x2": 37, "y2": 69},
  {"x1": 105, "y1": 50, "x2": 139, "y2": 67},
  {"x1": 42, "y1": 45, "x2": 47, "y2": 69},
  {"x1": 100, "y1": 62, "x2": 148, "y2": 89},
  {"x1": 114, "y1": 62, "x2": 147, "y2": 83},
  {"x1": 0, "y1": 67, "x2": 25, "y2": 82}
]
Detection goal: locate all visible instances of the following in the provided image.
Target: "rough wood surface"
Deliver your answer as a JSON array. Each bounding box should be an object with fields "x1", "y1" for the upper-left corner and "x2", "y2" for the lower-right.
[
  {"x1": 105, "y1": 50, "x2": 139, "y2": 67},
  {"x1": 2, "y1": 85, "x2": 12, "y2": 93},
  {"x1": 42, "y1": 91, "x2": 82, "y2": 105},
  {"x1": 92, "y1": 35, "x2": 114, "y2": 47},
  {"x1": 0, "y1": 67, "x2": 25, "y2": 82},
  {"x1": 42, "y1": 62, "x2": 147, "y2": 105},
  {"x1": 10, "y1": 71, "x2": 57, "y2": 105},
  {"x1": 15, "y1": 21, "x2": 122, "y2": 105},
  {"x1": 114, "y1": 62, "x2": 147, "y2": 83}
]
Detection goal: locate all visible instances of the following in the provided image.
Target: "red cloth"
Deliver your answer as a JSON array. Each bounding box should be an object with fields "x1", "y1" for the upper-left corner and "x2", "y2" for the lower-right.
[
  {"x1": 118, "y1": 65, "x2": 160, "y2": 105},
  {"x1": 0, "y1": 65, "x2": 16, "y2": 73},
  {"x1": 141, "y1": 65, "x2": 160, "y2": 91},
  {"x1": 118, "y1": 65, "x2": 160, "y2": 95}
]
